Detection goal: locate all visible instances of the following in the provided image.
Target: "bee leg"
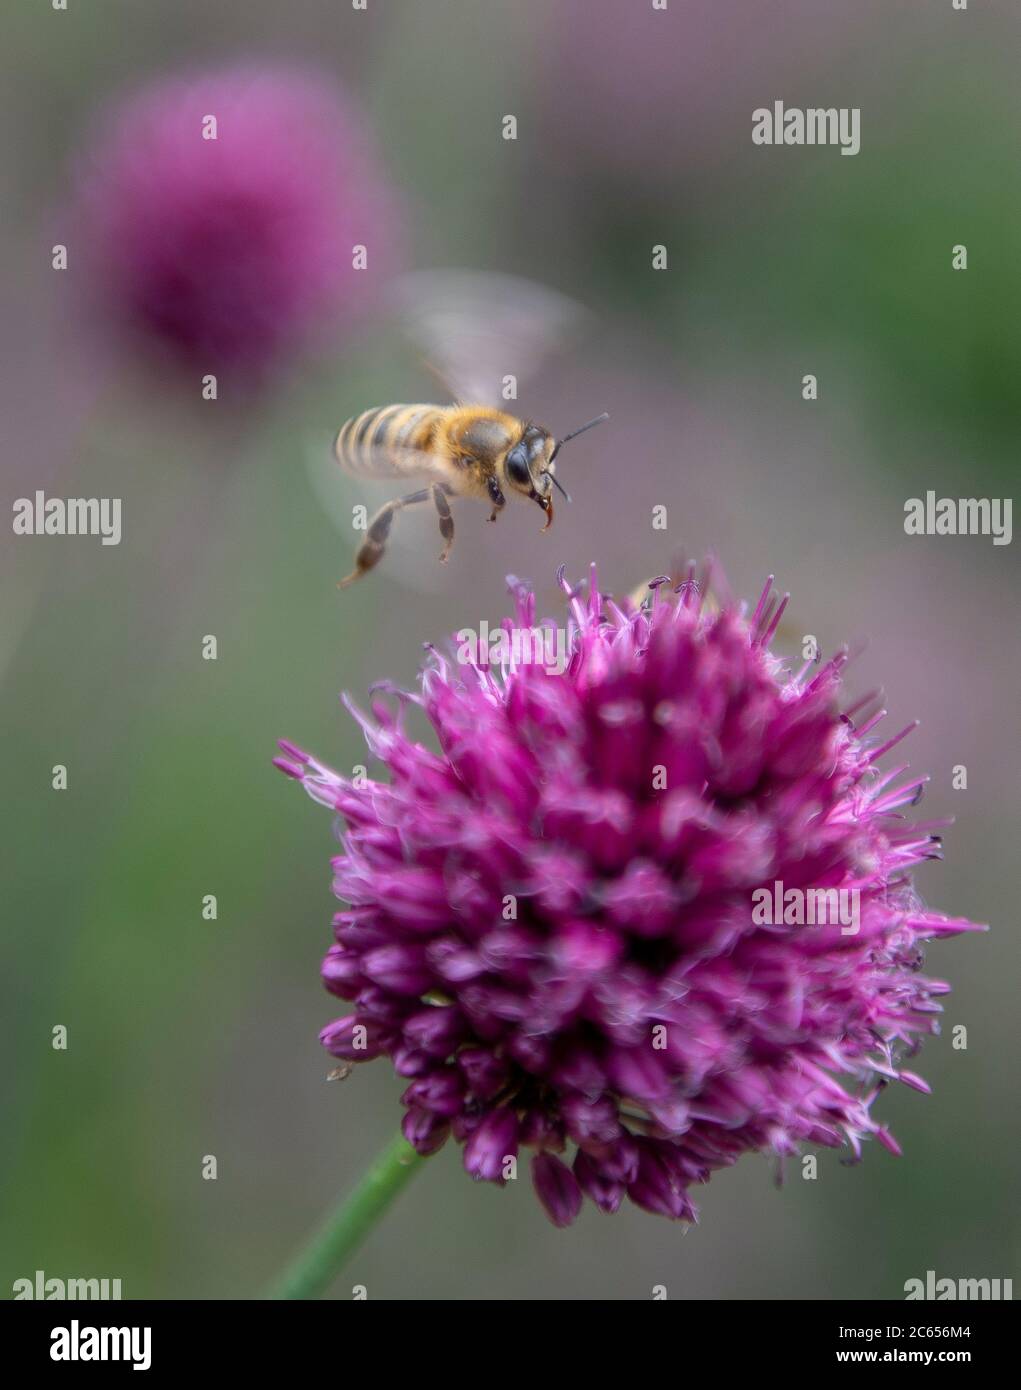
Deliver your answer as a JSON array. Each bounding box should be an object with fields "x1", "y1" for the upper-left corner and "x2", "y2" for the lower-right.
[
  {"x1": 337, "y1": 489, "x2": 430, "y2": 589},
  {"x1": 432, "y1": 485, "x2": 455, "y2": 564},
  {"x1": 486, "y1": 477, "x2": 506, "y2": 523}
]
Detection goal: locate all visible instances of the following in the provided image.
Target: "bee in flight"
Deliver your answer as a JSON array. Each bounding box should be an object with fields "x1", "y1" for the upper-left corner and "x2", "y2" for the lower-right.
[{"x1": 331, "y1": 271, "x2": 608, "y2": 589}]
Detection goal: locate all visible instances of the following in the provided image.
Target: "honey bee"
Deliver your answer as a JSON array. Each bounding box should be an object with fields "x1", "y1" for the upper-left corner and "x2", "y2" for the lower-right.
[{"x1": 332, "y1": 271, "x2": 608, "y2": 589}]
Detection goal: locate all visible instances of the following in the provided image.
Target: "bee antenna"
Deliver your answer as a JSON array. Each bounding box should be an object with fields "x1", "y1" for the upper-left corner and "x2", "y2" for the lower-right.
[
  {"x1": 549, "y1": 411, "x2": 609, "y2": 464},
  {"x1": 545, "y1": 471, "x2": 572, "y2": 502}
]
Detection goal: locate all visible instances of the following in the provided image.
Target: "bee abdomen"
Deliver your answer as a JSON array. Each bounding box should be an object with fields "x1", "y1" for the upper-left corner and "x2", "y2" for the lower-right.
[{"x1": 334, "y1": 404, "x2": 443, "y2": 478}]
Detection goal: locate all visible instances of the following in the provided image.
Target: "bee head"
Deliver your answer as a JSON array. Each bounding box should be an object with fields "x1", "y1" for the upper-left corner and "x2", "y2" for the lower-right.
[
  {"x1": 503, "y1": 425, "x2": 554, "y2": 499},
  {"x1": 502, "y1": 412, "x2": 607, "y2": 528}
]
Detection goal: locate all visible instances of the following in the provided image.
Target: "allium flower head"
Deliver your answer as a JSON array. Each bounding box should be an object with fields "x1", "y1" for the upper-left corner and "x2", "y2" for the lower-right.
[
  {"x1": 71, "y1": 64, "x2": 398, "y2": 381},
  {"x1": 276, "y1": 568, "x2": 982, "y2": 1226}
]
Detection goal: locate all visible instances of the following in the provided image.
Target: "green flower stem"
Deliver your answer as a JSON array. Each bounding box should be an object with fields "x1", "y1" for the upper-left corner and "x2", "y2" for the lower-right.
[{"x1": 268, "y1": 1134, "x2": 427, "y2": 1299}]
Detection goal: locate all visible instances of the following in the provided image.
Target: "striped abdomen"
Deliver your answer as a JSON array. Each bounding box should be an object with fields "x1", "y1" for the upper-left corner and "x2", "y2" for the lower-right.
[{"x1": 334, "y1": 403, "x2": 445, "y2": 480}]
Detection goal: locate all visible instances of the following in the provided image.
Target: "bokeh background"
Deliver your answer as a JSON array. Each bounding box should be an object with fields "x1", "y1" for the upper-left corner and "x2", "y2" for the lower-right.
[{"x1": 2, "y1": 0, "x2": 1018, "y2": 1299}]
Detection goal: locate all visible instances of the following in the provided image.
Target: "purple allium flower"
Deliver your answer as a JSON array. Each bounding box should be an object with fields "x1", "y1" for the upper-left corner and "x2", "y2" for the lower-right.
[
  {"x1": 70, "y1": 64, "x2": 398, "y2": 382},
  {"x1": 276, "y1": 567, "x2": 983, "y2": 1226}
]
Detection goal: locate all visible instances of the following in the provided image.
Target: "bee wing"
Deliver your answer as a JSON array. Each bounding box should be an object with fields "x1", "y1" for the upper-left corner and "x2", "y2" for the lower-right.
[{"x1": 392, "y1": 270, "x2": 587, "y2": 405}]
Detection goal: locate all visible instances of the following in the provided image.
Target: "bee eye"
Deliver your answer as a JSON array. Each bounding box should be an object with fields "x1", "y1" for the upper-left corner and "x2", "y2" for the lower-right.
[{"x1": 505, "y1": 445, "x2": 531, "y2": 486}]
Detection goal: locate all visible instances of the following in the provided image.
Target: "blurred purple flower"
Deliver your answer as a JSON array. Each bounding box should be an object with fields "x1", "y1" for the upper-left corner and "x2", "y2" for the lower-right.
[
  {"x1": 276, "y1": 566, "x2": 982, "y2": 1226},
  {"x1": 70, "y1": 64, "x2": 399, "y2": 383}
]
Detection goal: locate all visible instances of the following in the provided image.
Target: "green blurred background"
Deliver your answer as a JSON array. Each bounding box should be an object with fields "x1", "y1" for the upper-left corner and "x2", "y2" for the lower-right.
[{"x1": 1, "y1": 0, "x2": 1017, "y2": 1299}]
